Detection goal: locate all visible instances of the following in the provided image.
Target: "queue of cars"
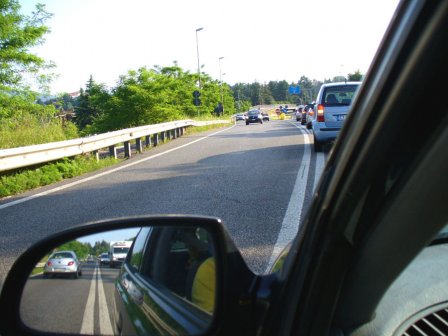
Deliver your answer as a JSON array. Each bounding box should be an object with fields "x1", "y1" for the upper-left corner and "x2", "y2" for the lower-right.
[
  {"x1": 42, "y1": 249, "x2": 115, "y2": 278},
  {"x1": 235, "y1": 109, "x2": 269, "y2": 124}
]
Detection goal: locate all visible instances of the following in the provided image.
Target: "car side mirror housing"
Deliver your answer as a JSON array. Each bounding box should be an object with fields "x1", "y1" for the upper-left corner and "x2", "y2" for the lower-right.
[{"x1": 0, "y1": 215, "x2": 256, "y2": 336}]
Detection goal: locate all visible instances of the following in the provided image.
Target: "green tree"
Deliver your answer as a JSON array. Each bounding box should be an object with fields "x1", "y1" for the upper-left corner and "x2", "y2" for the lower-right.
[
  {"x1": 0, "y1": 0, "x2": 53, "y2": 90},
  {"x1": 91, "y1": 240, "x2": 110, "y2": 256},
  {"x1": 347, "y1": 70, "x2": 363, "y2": 81},
  {"x1": 90, "y1": 64, "x2": 234, "y2": 133},
  {"x1": 57, "y1": 240, "x2": 91, "y2": 260},
  {"x1": 74, "y1": 76, "x2": 109, "y2": 131}
]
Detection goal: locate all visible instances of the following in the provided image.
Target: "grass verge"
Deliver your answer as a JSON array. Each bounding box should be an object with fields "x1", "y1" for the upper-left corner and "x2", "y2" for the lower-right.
[
  {"x1": 31, "y1": 267, "x2": 44, "y2": 276},
  {"x1": 184, "y1": 122, "x2": 232, "y2": 135},
  {"x1": 0, "y1": 156, "x2": 119, "y2": 198}
]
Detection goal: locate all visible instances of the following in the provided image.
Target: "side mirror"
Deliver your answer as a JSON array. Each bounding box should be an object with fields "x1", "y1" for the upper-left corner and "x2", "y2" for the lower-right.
[{"x1": 0, "y1": 216, "x2": 256, "y2": 336}]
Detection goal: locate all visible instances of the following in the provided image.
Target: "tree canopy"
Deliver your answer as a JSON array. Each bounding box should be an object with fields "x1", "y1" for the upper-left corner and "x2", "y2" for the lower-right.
[{"x1": 0, "y1": 0, "x2": 53, "y2": 91}]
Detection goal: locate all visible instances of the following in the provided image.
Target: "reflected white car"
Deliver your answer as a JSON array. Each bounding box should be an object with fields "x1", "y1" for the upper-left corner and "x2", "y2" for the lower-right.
[{"x1": 43, "y1": 251, "x2": 82, "y2": 279}]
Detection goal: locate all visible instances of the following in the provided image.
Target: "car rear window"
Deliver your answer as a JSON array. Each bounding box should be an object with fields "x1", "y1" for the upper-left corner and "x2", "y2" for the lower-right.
[
  {"x1": 323, "y1": 84, "x2": 359, "y2": 106},
  {"x1": 52, "y1": 252, "x2": 73, "y2": 259}
]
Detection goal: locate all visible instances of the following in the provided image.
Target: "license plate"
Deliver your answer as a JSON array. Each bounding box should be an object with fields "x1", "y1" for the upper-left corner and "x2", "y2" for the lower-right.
[{"x1": 337, "y1": 115, "x2": 346, "y2": 121}]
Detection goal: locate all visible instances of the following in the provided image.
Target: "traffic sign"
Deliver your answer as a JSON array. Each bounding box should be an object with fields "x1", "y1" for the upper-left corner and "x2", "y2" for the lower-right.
[{"x1": 289, "y1": 86, "x2": 301, "y2": 95}]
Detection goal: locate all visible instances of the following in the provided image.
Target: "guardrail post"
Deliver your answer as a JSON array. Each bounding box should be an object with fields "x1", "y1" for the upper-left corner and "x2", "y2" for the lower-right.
[
  {"x1": 145, "y1": 135, "x2": 151, "y2": 147},
  {"x1": 124, "y1": 141, "x2": 131, "y2": 158},
  {"x1": 92, "y1": 150, "x2": 100, "y2": 162},
  {"x1": 166, "y1": 131, "x2": 171, "y2": 141},
  {"x1": 161, "y1": 132, "x2": 165, "y2": 143},
  {"x1": 136, "y1": 138, "x2": 143, "y2": 153},
  {"x1": 109, "y1": 145, "x2": 117, "y2": 159},
  {"x1": 173, "y1": 129, "x2": 177, "y2": 139},
  {"x1": 153, "y1": 133, "x2": 159, "y2": 146}
]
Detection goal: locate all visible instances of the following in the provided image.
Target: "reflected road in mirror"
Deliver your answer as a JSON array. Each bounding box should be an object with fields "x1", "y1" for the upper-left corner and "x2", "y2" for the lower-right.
[{"x1": 21, "y1": 261, "x2": 118, "y2": 334}]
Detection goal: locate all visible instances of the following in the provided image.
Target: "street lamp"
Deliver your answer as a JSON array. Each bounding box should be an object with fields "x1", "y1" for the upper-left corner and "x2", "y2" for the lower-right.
[
  {"x1": 219, "y1": 57, "x2": 224, "y2": 115},
  {"x1": 195, "y1": 28, "x2": 204, "y2": 89}
]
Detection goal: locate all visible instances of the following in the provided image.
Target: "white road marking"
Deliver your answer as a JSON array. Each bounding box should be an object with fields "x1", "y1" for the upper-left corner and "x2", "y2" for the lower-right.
[
  {"x1": 80, "y1": 265, "x2": 114, "y2": 335},
  {"x1": 97, "y1": 267, "x2": 114, "y2": 335},
  {"x1": 265, "y1": 122, "x2": 312, "y2": 273},
  {"x1": 80, "y1": 267, "x2": 97, "y2": 335},
  {"x1": 0, "y1": 126, "x2": 235, "y2": 210}
]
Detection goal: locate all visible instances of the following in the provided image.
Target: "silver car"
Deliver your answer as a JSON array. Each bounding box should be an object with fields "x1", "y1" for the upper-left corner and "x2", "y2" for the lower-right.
[
  {"x1": 99, "y1": 252, "x2": 110, "y2": 266},
  {"x1": 312, "y1": 82, "x2": 361, "y2": 151},
  {"x1": 43, "y1": 251, "x2": 82, "y2": 279}
]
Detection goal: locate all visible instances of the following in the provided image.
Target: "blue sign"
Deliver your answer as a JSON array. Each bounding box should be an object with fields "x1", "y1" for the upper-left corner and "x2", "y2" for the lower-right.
[{"x1": 289, "y1": 86, "x2": 301, "y2": 95}]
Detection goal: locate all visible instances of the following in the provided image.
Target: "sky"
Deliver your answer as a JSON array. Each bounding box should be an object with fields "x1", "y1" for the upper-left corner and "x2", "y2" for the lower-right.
[
  {"x1": 77, "y1": 228, "x2": 140, "y2": 246},
  {"x1": 19, "y1": 0, "x2": 400, "y2": 94}
]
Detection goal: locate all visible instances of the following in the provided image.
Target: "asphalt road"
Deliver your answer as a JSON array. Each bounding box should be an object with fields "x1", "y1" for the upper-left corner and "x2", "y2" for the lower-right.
[
  {"x1": 0, "y1": 118, "x2": 326, "y2": 289},
  {"x1": 21, "y1": 262, "x2": 118, "y2": 334}
]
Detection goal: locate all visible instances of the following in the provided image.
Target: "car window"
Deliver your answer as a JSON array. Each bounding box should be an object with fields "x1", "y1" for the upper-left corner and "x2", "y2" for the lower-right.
[
  {"x1": 127, "y1": 227, "x2": 151, "y2": 272},
  {"x1": 129, "y1": 227, "x2": 214, "y2": 310},
  {"x1": 323, "y1": 84, "x2": 359, "y2": 106},
  {"x1": 51, "y1": 252, "x2": 73, "y2": 259}
]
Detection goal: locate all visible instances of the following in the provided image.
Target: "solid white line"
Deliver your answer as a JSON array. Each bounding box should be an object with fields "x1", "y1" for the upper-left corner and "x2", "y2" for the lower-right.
[
  {"x1": 0, "y1": 126, "x2": 235, "y2": 210},
  {"x1": 97, "y1": 267, "x2": 114, "y2": 335},
  {"x1": 80, "y1": 266, "x2": 97, "y2": 335},
  {"x1": 265, "y1": 122, "x2": 312, "y2": 273}
]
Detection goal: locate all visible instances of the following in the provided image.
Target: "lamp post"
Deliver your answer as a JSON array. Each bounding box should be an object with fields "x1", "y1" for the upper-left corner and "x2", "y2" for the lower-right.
[
  {"x1": 195, "y1": 28, "x2": 204, "y2": 89},
  {"x1": 219, "y1": 57, "x2": 224, "y2": 116}
]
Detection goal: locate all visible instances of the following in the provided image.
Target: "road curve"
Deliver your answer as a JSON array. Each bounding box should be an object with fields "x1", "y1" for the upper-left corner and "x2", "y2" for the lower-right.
[{"x1": 0, "y1": 119, "x2": 325, "y2": 287}]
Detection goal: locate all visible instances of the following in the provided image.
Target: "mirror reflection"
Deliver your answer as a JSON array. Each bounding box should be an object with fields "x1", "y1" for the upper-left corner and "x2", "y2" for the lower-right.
[{"x1": 20, "y1": 226, "x2": 216, "y2": 335}]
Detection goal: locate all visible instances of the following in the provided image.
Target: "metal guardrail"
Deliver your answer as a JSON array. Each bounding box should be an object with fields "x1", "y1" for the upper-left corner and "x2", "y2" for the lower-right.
[{"x1": 0, "y1": 119, "x2": 231, "y2": 172}]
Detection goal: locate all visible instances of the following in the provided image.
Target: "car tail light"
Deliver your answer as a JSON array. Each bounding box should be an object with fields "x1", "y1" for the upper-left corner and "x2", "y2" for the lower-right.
[
  {"x1": 47, "y1": 261, "x2": 52, "y2": 266},
  {"x1": 68, "y1": 261, "x2": 75, "y2": 266},
  {"x1": 317, "y1": 104, "x2": 325, "y2": 122}
]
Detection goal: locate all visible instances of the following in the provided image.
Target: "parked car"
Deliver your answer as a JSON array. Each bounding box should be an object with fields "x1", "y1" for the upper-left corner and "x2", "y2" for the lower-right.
[
  {"x1": 1, "y1": 2, "x2": 448, "y2": 336},
  {"x1": 99, "y1": 252, "x2": 110, "y2": 265},
  {"x1": 312, "y1": 81, "x2": 361, "y2": 151},
  {"x1": 245, "y1": 110, "x2": 263, "y2": 125},
  {"x1": 262, "y1": 113, "x2": 270, "y2": 121},
  {"x1": 43, "y1": 251, "x2": 82, "y2": 279}
]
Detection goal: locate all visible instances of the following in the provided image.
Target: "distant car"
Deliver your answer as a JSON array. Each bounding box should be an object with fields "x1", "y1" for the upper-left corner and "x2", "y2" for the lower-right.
[
  {"x1": 99, "y1": 252, "x2": 110, "y2": 265},
  {"x1": 235, "y1": 113, "x2": 245, "y2": 121},
  {"x1": 43, "y1": 251, "x2": 82, "y2": 279},
  {"x1": 312, "y1": 81, "x2": 361, "y2": 151},
  {"x1": 296, "y1": 105, "x2": 304, "y2": 121},
  {"x1": 302, "y1": 104, "x2": 314, "y2": 125},
  {"x1": 87, "y1": 255, "x2": 95, "y2": 263},
  {"x1": 246, "y1": 110, "x2": 263, "y2": 125},
  {"x1": 262, "y1": 113, "x2": 270, "y2": 121},
  {"x1": 305, "y1": 106, "x2": 315, "y2": 128}
]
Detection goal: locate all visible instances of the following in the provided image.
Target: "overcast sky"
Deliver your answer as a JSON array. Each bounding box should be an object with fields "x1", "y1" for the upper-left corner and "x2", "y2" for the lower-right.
[{"x1": 20, "y1": 0, "x2": 400, "y2": 94}]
